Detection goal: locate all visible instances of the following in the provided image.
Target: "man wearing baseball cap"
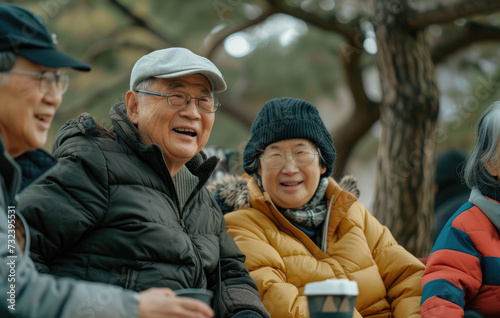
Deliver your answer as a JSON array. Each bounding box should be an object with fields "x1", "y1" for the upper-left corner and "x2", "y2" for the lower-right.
[
  {"x1": 0, "y1": 4, "x2": 215, "y2": 318},
  {"x1": 19, "y1": 46, "x2": 270, "y2": 318}
]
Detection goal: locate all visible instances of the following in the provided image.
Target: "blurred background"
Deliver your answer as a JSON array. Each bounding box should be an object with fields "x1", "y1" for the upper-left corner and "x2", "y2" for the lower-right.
[{"x1": 9, "y1": 0, "x2": 500, "y2": 256}]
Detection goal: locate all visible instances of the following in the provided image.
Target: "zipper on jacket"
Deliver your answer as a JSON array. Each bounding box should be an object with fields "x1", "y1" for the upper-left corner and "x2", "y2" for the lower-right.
[
  {"x1": 152, "y1": 147, "x2": 185, "y2": 226},
  {"x1": 321, "y1": 195, "x2": 335, "y2": 253},
  {"x1": 180, "y1": 155, "x2": 219, "y2": 220},
  {"x1": 191, "y1": 243, "x2": 204, "y2": 288},
  {"x1": 180, "y1": 193, "x2": 199, "y2": 221},
  {"x1": 180, "y1": 219, "x2": 188, "y2": 233},
  {"x1": 180, "y1": 176, "x2": 210, "y2": 220}
]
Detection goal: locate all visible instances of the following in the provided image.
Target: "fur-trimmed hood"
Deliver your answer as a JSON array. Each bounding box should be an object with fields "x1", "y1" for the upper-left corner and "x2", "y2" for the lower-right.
[{"x1": 207, "y1": 173, "x2": 360, "y2": 214}]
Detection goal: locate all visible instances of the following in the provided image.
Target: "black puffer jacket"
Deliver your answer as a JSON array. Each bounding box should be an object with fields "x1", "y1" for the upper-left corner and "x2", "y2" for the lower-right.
[
  {"x1": 0, "y1": 136, "x2": 139, "y2": 318},
  {"x1": 19, "y1": 103, "x2": 269, "y2": 318}
]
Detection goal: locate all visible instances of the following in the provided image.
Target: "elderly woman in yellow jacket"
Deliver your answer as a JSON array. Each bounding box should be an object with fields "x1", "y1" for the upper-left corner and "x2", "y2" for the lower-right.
[{"x1": 209, "y1": 97, "x2": 424, "y2": 317}]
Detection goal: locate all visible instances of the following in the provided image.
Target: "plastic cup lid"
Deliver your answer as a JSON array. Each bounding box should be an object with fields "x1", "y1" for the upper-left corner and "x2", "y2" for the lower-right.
[{"x1": 304, "y1": 279, "x2": 359, "y2": 296}]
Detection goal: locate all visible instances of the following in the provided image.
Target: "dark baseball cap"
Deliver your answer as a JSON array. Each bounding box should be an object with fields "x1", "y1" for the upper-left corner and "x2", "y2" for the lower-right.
[{"x1": 0, "y1": 4, "x2": 90, "y2": 71}]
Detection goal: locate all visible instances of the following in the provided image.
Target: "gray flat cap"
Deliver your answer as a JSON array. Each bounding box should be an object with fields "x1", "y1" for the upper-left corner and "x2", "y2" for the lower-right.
[{"x1": 130, "y1": 47, "x2": 227, "y2": 92}]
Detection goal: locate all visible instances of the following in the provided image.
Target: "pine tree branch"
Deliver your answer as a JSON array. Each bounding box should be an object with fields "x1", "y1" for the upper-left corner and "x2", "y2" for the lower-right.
[
  {"x1": 85, "y1": 38, "x2": 156, "y2": 63},
  {"x1": 107, "y1": 0, "x2": 180, "y2": 46},
  {"x1": 56, "y1": 75, "x2": 129, "y2": 119},
  {"x1": 265, "y1": 0, "x2": 359, "y2": 39},
  {"x1": 407, "y1": 0, "x2": 500, "y2": 30},
  {"x1": 333, "y1": 37, "x2": 379, "y2": 178},
  {"x1": 432, "y1": 22, "x2": 500, "y2": 63},
  {"x1": 205, "y1": 7, "x2": 277, "y2": 59}
]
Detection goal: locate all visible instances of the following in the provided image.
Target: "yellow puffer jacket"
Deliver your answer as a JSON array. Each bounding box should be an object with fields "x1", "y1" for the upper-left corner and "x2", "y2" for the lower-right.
[{"x1": 224, "y1": 177, "x2": 424, "y2": 318}]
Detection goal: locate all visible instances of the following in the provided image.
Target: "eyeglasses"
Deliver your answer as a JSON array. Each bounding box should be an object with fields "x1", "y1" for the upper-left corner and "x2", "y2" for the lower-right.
[
  {"x1": 260, "y1": 148, "x2": 318, "y2": 169},
  {"x1": 135, "y1": 90, "x2": 221, "y2": 113},
  {"x1": 5, "y1": 70, "x2": 70, "y2": 94}
]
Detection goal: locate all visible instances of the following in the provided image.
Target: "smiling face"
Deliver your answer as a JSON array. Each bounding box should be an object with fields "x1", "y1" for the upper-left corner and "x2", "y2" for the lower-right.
[
  {"x1": 0, "y1": 57, "x2": 63, "y2": 158},
  {"x1": 258, "y1": 138, "x2": 327, "y2": 210},
  {"x1": 126, "y1": 74, "x2": 215, "y2": 176}
]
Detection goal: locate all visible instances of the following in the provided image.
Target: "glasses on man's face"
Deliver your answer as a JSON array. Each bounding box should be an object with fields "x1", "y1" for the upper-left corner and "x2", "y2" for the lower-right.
[
  {"x1": 5, "y1": 70, "x2": 70, "y2": 94},
  {"x1": 260, "y1": 148, "x2": 318, "y2": 169},
  {"x1": 135, "y1": 90, "x2": 221, "y2": 113}
]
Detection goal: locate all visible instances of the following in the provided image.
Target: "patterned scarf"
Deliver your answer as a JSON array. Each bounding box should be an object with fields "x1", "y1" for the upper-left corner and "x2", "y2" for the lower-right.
[{"x1": 255, "y1": 176, "x2": 329, "y2": 228}]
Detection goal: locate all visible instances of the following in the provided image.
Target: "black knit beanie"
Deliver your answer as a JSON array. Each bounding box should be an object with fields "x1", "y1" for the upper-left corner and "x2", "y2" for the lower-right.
[{"x1": 243, "y1": 97, "x2": 335, "y2": 177}]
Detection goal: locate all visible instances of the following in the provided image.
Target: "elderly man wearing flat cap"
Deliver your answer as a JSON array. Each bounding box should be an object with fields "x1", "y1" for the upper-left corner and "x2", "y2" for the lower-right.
[
  {"x1": 0, "y1": 4, "x2": 214, "y2": 318},
  {"x1": 19, "y1": 46, "x2": 270, "y2": 318}
]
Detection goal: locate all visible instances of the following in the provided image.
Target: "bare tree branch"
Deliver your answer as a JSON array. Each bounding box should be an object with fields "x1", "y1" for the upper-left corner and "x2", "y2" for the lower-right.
[
  {"x1": 407, "y1": 0, "x2": 500, "y2": 30},
  {"x1": 205, "y1": 8, "x2": 277, "y2": 59},
  {"x1": 85, "y1": 39, "x2": 157, "y2": 63},
  {"x1": 332, "y1": 38, "x2": 380, "y2": 178},
  {"x1": 432, "y1": 22, "x2": 500, "y2": 63},
  {"x1": 332, "y1": 100, "x2": 379, "y2": 177},
  {"x1": 265, "y1": 0, "x2": 359, "y2": 39},
  {"x1": 107, "y1": 0, "x2": 180, "y2": 46},
  {"x1": 215, "y1": 63, "x2": 256, "y2": 127},
  {"x1": 217, "y1": 96, "x2": 255, "y2": 127},
  {"x1": 56, "y1": 75, "x2": 129, "y2": 119}
]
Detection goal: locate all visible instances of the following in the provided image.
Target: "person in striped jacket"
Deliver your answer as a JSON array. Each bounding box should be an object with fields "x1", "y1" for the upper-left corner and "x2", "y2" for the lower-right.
[{"x1": 421, "y1": 101, "x2": 500, "y2": 318}]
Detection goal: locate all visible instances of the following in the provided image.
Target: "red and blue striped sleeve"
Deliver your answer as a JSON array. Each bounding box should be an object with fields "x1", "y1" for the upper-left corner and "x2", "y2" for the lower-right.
[{"x1": 421, "y1": 202, "x2": 483, "y2": 317}]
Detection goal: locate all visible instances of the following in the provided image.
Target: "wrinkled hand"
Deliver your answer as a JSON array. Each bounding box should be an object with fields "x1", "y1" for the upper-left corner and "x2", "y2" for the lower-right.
[{"x1": 138, "y1": 288, "x2": 214, "y2": 318}]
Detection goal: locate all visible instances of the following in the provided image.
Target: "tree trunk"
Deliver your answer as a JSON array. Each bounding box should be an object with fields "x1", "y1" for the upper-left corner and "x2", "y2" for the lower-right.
[{"x1": 370, "y1": 0, "x2": 439, "y2": 257}]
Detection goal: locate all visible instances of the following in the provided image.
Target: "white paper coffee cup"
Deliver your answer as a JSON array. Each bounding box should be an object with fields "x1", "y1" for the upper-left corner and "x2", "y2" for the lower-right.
[{"x1": 304, "y1": 279, "x2": 358, "y2": 318}]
